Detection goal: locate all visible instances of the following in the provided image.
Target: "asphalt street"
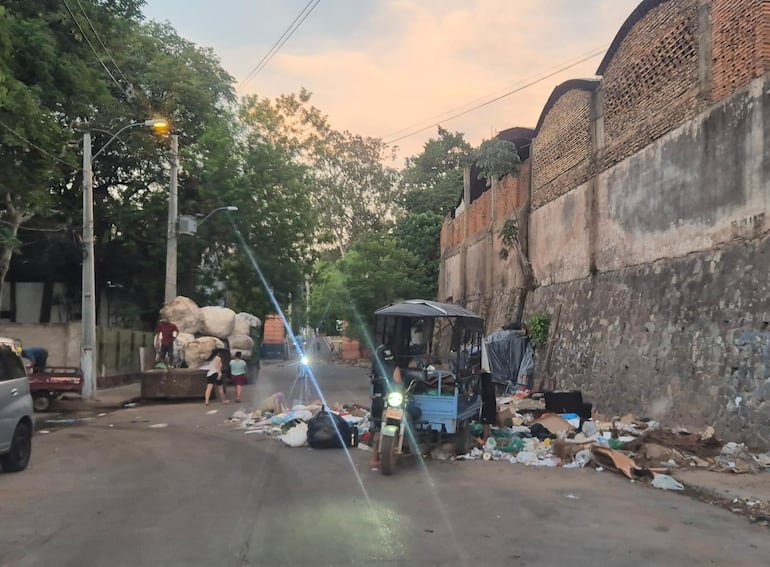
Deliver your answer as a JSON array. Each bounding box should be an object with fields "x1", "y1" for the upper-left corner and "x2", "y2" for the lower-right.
[{"x1": 1, "y1": 360, "x2": 768, "y2": 567}]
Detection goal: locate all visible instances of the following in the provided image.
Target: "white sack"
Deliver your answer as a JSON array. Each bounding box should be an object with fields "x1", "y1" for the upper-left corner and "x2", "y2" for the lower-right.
[
  {"x1": 174, "y1": 332, "x2": 196, "y2": 348},
  {"x1": 160, "y1": 296, "x2": 203, "y2": 334},
  {"x1": 280, "y1": 422, "x2": 308, "y2": 447},
  {"x1": 229, "y1": 334, "x2": 254, "y2": 351},
  {"x1": 234, "y1": 312, "x2": 261, "y2": 335},
  {"x1": 200, "y1": 306, "x2": 236, "y2": 339},
  {"x1": 185, "y1": 336, "x2": 225, "y2": 366}
]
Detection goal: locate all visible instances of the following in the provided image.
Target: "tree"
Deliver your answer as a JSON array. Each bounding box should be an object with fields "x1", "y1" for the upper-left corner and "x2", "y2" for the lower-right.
[
  {"x1": 240, "y1": 91, "x2": 399, "y2": 254},
  {"x1": 400, "y1": 126, "x2": 472, "y2": 216},
  {"x1": 392, "y1": 211, "x2": 444, "y2": 299}
]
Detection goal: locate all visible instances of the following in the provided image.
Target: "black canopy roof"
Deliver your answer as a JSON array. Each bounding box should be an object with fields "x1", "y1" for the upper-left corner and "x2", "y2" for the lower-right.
[{"x1": 374, "y1": 300, "x2": 483, "y2": 320}]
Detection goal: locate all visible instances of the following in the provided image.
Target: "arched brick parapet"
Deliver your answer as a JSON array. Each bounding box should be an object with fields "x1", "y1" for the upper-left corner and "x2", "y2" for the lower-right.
[
  {"x1": 532, "y1": 80, "x2": 597, "y2": 209},
  {"x1": 597, "y1": 0, "x2": 701, "y2": 170}
]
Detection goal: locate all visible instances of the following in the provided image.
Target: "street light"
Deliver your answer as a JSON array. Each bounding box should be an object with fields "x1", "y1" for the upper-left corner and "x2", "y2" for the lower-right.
[
  {"x1": 81, "y1": 118, "x2": 168, "y2": 400},
  {"x1": 177, "y1": 206, "x2": 238, "y2": 236}
]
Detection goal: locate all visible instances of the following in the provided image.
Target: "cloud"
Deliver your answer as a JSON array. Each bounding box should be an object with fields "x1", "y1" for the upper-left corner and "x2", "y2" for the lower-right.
[{"x1": 236, "y1": 0, "x2": 639, "y2": 161}]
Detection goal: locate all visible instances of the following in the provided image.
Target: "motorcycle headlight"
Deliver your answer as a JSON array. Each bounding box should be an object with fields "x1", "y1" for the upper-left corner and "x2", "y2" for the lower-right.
[
  {"x1": 387, "y1": 392, "x2": 403, "y2": 407},
  {"x1": 300, "y1": 355, "x2": 309, "y2": 366}
]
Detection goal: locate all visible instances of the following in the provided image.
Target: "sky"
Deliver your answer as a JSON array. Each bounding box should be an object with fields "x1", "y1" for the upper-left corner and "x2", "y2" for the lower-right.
[{"x1": 141, "y1": 0, "x2": 640, "y2": 163}]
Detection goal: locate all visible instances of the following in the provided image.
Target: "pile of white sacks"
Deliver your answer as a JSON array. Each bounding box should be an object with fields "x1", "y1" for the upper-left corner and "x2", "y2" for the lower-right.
[{"x1": 159, "y1": 296, "x2": 261, "y2": 369}]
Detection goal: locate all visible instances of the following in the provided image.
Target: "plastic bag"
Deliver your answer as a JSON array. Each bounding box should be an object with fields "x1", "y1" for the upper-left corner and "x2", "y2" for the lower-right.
[
  {"x1": 306, "y1": 408, "x2": 352, "y2": 449},
  {"x1": 651, "y1": 474, "x2": 684, "y2": 491},
  {"x1": 280, "y1": 422, "x2": 308, "y2": 447}
]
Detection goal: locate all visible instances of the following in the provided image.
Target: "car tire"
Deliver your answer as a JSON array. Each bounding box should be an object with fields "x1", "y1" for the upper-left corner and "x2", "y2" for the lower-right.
[
  {"x1": 1, "y1": 420, "x2": 32, "y2": 473},
  {"x1": 33, "y1": 393, "x2": 52, "y2": 412}
]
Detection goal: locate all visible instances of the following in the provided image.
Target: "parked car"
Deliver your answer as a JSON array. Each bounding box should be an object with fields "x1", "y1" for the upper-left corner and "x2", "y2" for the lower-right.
[{"x1": 0, "y1": 337, "x2": 33, "y2": 472}]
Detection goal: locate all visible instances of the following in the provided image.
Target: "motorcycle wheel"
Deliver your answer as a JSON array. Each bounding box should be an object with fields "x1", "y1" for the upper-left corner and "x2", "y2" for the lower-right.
[{"x1": 380, "y1": 434, "x2": 398, "y2": 476}]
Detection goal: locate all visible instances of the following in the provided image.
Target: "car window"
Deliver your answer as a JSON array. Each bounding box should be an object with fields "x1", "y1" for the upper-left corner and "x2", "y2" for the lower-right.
[{"x1": 0, "y1": 345, "x2": 27, "y2": 382}]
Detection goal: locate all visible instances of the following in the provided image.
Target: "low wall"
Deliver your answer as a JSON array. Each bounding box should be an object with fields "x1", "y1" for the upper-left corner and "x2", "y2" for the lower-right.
[
  {"x1": 0, "y1": 322, "x2": 152, "y2": 376},
  {"x1": 527, "y1": 234, "x2": 770, "y2": 449}
]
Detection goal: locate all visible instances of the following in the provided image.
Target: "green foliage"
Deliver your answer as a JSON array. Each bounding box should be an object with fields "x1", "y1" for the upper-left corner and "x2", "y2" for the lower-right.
[
  {"x1": 392, "y1": 211, "x2": 443, "y2": 298},
  {"x1": 498, "y1": 217, "x2": 519, "y2": 260},
  {"x1": 400, "y1": 127, "x2": 471, "y2": 216},
  {"x1": 308, "y1": 232, "x2": 426, "y2": 341},
  {"x1": 473, "y1": 138, "x2": 521, "y2": 183},
  {"x1": 526, "y1": 312, "x2": 551, "y2": 347}
]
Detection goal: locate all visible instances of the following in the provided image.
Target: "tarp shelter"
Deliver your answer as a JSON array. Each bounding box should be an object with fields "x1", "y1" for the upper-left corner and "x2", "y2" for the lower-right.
[{"x1": 482, "y1": 330, "x2": 534, "y2": 390}]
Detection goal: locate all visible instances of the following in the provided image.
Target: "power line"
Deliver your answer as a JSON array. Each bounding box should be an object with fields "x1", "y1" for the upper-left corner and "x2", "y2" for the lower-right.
[
  {"x1": 382, "y1": 45, "x2": 608, "y2": 141},
  {"x1": 61, "y1": 0, "x2": 128, "y2": 97},
  {"x1": 237, "y1": 0, "x2": 321, "y2": 93},
  {"x1": 0, "y1": 118, "x2": 78, "y2": 169},
  {"x1": 74, "y1": 0, "x2": 131, "y2": 86},
  {"x1": 383, "y1": 48, "x2": 608, "y2": 146}
]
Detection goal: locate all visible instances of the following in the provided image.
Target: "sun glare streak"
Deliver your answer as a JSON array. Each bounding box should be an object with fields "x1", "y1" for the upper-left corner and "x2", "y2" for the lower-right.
[
  {"x1": 230, "y1": 224, "x2": 374, "y2": 507},
  {"x1": 338, "y1": 290, "x2": 470, "y2": 565}
]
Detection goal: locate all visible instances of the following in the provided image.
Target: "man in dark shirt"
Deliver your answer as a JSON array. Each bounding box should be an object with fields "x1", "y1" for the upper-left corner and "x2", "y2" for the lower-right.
[{"x1": 155, "y1": 319, "x2": 179, "y2": 365}]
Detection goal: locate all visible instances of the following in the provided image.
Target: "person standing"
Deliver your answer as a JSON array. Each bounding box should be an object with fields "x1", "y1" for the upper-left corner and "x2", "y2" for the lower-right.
[
  {"x1": 155, "y1": 318, "x2": 179, "y2": 365},
  {"x1": 204, "y1": 349, "x2": 228, "y2": 405},
  {"x1": 229, "y1": 351, "x2": 248, "y2": 403}
]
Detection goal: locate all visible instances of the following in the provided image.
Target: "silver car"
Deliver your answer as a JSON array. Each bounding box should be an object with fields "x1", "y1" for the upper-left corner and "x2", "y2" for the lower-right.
[{"x1": 0, "y1": 338, "x2": 33, "y2": 472}]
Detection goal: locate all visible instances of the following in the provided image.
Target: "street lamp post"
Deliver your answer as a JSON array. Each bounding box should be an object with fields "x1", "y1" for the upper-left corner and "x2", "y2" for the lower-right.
[
  {"x1": 81, "y1": 119, "x2": 168, "y2": 400},
  {"x1": 164, "y1": 134, "x2": 179, "y2": 304}
]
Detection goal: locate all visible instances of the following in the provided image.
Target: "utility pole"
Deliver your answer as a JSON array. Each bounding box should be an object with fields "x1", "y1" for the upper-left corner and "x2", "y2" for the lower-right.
[
  {"x1": 164, "y1": 134, "x2": 178, "y2": 303},
  {"x1": 81, "y1": 132, "x2": 97, "y2": 400}
]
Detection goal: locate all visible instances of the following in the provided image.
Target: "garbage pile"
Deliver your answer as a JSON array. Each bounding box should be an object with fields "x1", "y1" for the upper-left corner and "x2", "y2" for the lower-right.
[
  {"x1": 224, "y1": 392, "x2": 369, "y2": 449},
  {"x1": 457, "y1": 390, "x2": 770, "y2": 492}
]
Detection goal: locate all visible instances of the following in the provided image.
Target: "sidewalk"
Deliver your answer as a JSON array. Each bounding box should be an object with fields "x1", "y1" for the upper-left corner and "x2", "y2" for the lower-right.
[
  {"x1": 58, "y1": 381, "x2": 142, "y2": 412},
  {"x1": 677, "y1": 469, "x2": 770, "y2": 525}
]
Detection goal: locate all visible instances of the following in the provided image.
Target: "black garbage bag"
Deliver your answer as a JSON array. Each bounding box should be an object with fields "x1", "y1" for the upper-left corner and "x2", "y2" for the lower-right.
[{"x1": 307, "y1": 407, "x2": 352, "y2": 449}]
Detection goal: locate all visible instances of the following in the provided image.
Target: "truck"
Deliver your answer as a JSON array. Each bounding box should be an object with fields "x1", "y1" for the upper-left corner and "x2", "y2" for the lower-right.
[{"x1": 27, "y1": 366, "x2": 82, "y2": 412}]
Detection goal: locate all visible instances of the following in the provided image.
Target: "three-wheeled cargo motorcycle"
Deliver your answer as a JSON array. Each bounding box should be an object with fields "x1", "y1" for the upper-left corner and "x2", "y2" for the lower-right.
[{"x1": 371, "y1": 300, "x2": 485, "y2": 475}]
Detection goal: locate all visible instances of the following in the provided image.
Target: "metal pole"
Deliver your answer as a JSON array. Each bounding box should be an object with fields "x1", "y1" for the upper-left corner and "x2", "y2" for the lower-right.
[
  {"x1": 81, "y1": 132, "x2": 97, "y2": 400},
  {"x1": 164, "y1": 134, "x2": 178, "y2": 303}
]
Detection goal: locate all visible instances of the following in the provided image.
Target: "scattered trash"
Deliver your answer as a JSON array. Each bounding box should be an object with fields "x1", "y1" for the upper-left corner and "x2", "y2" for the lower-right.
[
  {"x1": 39, "y1": 430, "x2": 51, "y2": 434},
  {"x1": 651, "y1": 474, "x2": 684, "y2": 491},
  {"x1": 565, "y1": 493, "x2": 580, "y2": 500},
  {"x1": 206, "y1": 409, "x2": 218, "y2": 415},
  {"x1": 718, "y1": 442, "x2": 763, "y2": 474},
  {"x1": 280, "y1": 422, "x2": 308, "y2": 447},
  {"x1": 150, "y1": 423, "x2": 169, "y2": 428},
  {"x1": 97, "y1": 413, "x2": 108, "y2": 417},
  {"x1": 123, "y1": 402, "x2": 137, "y2": 408}
]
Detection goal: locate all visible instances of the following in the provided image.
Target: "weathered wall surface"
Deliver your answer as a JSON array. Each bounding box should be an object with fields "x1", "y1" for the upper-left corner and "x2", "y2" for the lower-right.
[
  {"x1": 527, "y1": 235, "x2": 770, "y2": 448},
  {"x1": 0, "y1": 322, "x2": 152, "y2": 375},
  {"x1": 439, "y1": 0, "x2": 770, "y2": 446},
  {"x1": 530, "y1": 183, "x2": 591, "y2": 285},
  {"x1": 439, "y1": 162, "x2": 530, "y2": 331}
]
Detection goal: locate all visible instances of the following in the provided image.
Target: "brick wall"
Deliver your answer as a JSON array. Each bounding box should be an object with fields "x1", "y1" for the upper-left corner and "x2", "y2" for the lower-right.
[
  {"x1": 497, "y1": 161, "x2": 530, "y2": 219},
  {"x1": 467, "y1": 189, "x2": 492, "y2": 236},
  {"x1": 599, "y1": 0, "x2": 701, "y2": 171},
  {"x1": 532, "y1": 88, "x2": 593, "y2": 209},
  {"x1": 711, "y1": 0, "x2": 770, "y2": 100}
]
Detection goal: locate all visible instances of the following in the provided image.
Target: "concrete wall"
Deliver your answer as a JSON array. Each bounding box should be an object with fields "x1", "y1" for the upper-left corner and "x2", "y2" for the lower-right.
[
  {"x1": 439, "y1": 161, "x2": 530, "y2": 331},
  {"x1": 0, "y1": 322, "x2": 152, "y2": 375},
  {"x1": 527, "y1": 235, "x2": 770, "y2": 448},
  {"x1": 438, "y1": 0, "x2": 770, "y2": 446}
]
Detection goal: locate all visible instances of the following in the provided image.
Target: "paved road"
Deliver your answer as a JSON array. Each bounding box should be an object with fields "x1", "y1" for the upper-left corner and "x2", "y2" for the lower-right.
[{"x1": 1, "y1": 361, "x2": 768, "y2": 566}]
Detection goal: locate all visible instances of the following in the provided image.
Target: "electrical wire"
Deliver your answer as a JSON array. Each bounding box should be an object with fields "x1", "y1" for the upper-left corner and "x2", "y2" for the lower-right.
[
  {"x1": 382, "y1": 45, "x2": 609, "y2": 142},
  {"x1": 383, "y1": 47, "x2": 608, "y2": 146},
  {"x1": 0, "y1": 118, "x2": 78, "y2": 169},
  {"x1": 0, "y1": 219, "x2": 68, "y2": 233},
  {"x1": 237, "y1": 0, "x2": 321, "y2": 93},
  {"x1": 74, "y1": 0, "x2": 131, "y2": 85},
  {"x1": 61, "y1": 0, "x2": 128, "y2": 97}
]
